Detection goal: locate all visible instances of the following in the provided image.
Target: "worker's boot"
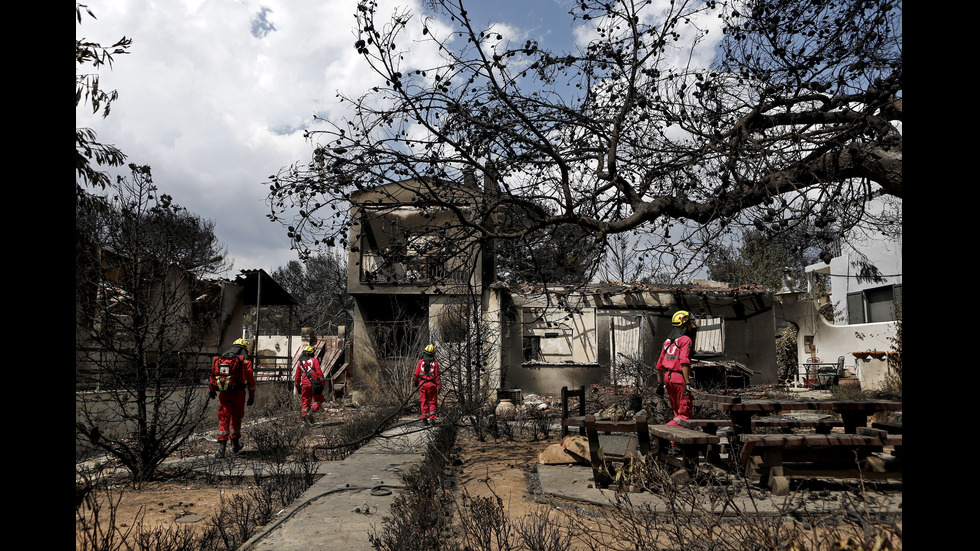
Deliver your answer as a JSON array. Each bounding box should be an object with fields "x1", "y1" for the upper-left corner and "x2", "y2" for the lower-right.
[
  {"x1": 215, "y1": 440, "x2": 227, "y2": 459},
  {"x1": 231, "y1": 439, "x2": 243, "y2": 455}
]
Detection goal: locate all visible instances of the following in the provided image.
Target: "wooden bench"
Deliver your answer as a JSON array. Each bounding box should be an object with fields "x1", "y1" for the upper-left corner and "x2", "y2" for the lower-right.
[
  {"x1": 858, "y1": 427, "x2": 903, "y2": 462},
  {"x1": 751, "y1": 418, "x2": 844, "y2": 434},
  {"x1": 648, "y1": 424, "x2": 720, "y2": 481},
  {"x1": 696, "y1": 393, "x2": 742, "y2": 415},
  {"x1": 858, "y1": 426, "x2": 903, "y2": 443},
  {"x1": 739, "y1": 433, "x2": 901, "y2": 495},
  {"x1": 677, "y1": 418, "x2": 732, "y2": 435},
  {"x1": 872, "y1": 422, "x2": 903, "y2": 434},
  {"x1": 583, "y1": 414, "x2": 651, "y2": 489},
  {"x1": 561, "y1": 385, "x2": 587, "y2": 437},
  {"x1": 676, "y1": 419, "x2": 732, "y2": 465},
  {"x1": 698, "y1": 393, "x2": 742, "y2": 405}
]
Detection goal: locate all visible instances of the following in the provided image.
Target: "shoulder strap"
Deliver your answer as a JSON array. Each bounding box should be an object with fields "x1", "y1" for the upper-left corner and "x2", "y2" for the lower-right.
[
  {"x1": 299, "y1": 359, "x2": 315, "y2": 379},
  {"x1": 231, "y1": 355, "x2": 244, "y2": 381}
]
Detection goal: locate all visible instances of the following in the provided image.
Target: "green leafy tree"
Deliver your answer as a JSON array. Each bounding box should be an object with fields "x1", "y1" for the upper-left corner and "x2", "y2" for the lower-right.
[{"x1": 705, "y1": 226, "x2": 836, "y2": 383}]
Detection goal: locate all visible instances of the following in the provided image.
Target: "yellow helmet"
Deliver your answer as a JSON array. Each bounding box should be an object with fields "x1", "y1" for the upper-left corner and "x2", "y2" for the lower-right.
[
  {"x1": 234, "y1": 338, "x2": 250, "y2": 348},
  {"x1": 424, "y1": 344, "x2": 436, "y2": 355},
  {"x1": 671, "y1": 310, "x2": 691, "y2": 327},
  {"x1": 303, "y1": 345, "x2": 315, "y2": 355}
]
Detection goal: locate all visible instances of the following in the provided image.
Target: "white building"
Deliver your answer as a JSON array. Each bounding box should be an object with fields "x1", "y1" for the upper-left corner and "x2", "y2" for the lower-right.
[
  {"x1": 805, "y1": 195, "x2": 902, "y2": 325},
  {"x1": 782, "y1": 196, "x2": 902, "y2": 390}
]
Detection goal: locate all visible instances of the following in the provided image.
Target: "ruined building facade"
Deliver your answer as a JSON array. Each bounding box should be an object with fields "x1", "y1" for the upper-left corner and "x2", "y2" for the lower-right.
[{"x1": 345, "y1": 177, "x2": 779, "y2": 398}]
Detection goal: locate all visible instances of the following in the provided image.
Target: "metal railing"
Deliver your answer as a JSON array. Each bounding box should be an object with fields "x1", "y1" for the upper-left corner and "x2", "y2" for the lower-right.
[
  {"x1": 75, "y1": 349, "x2": 216, "y2": 392},
  {"x1": 252, "y1": 354, "x2": 294, "y2": 382},
  {"x1": 75, "y1": 349, "x2": 298, "y2": 391},
  {"x1": 360, "y1": 252, "x2": 470, "y2": 285}
]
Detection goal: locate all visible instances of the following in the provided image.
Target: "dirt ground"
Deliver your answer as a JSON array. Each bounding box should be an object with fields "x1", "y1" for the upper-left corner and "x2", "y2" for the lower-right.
[
  {"x1": 75, "y1": 417, "x2": 553, "y2": 548},
  {"x1": 75, "y1": 437, "x2": 257, "y2": 548},
  {"x1": 76, "y1": 384, "x2": 641, "y2": 544},
  {"x1": 452, "y1": 433, "x2": 550, "y2": 520},
  {"x1": 76, "y1": 389, "x2": 904, "y2": 548}
]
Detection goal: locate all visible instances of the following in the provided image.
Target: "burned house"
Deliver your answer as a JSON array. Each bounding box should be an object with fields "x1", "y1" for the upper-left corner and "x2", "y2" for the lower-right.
[
  {"x1": 345, "y1": 178, "x2": 780, "y2": 397},
  {"x1": 75, "y1": 236, "x2": 297, "y2": 390},
  {"x1": 346, "y1": 178, "x2": 495, "y2": 393},
  {"x1": 488, "y1": 283, "x2": 778, "y2": 395}
]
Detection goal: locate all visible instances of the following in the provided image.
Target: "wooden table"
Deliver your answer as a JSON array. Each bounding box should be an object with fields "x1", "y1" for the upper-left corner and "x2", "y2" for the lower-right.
[
  {"x1": 716, "y1": 399, "x2": 903, "y2": 494},
  {"x1": 722, "y1": 399, "x2": 903, "y2": 435},
  {"x1": 739, "y1": 431, "x2": 902, "y2": 494}
]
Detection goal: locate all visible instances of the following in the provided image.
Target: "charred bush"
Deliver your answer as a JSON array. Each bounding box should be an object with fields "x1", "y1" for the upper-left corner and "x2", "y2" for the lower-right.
[{"x1": 369, "y1": 423, "x2": 458, "y2": 551}]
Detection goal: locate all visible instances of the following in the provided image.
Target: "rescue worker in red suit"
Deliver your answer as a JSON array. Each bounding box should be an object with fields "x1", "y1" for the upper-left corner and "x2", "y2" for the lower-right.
[
  {"x1": 655, "y1": 311, "x2": 697, "y2": 451},
  {"x1": 294, "y1": 345, "x2": 326, "y2": 425},
  {"x1": 209, "y1": 338, "x2": 256, "y2": 458},
  {"x1": 413, "y1": 344, "x2": 441, "y2": 425}
]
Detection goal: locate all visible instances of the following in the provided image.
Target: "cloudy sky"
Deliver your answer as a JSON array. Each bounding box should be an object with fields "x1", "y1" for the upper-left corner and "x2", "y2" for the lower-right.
[{"x1": 77, "y1": 0, "x2": 590, "y2": 276}]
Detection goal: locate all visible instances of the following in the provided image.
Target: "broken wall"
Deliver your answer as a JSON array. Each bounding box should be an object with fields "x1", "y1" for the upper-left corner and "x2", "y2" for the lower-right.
[{"x1": 499, "y1": 287, "x2": 778, "y2": 396}]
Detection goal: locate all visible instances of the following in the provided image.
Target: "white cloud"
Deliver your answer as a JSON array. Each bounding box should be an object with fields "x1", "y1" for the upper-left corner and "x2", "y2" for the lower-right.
[
  {"x1": 76, "y1": 1, "x2": 430, "y2": 275},
  {"x1": 75, "y1": 1, "x2": 615, "y2": 275}
]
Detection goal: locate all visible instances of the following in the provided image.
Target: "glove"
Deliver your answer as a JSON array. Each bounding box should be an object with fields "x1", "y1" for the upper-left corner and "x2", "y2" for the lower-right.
[
  {"x1": 209, "y1": 390, "x2": 216, "y2": 400},
  {"x1": 247, "y1": 396, "x2": 255, "y2": 406},
  {"x1": 655, "y1": 384, "x2": 665, "y2": 396},
  {"x1": 683, "y1": 384, "x2": 693, "y2": 396}
]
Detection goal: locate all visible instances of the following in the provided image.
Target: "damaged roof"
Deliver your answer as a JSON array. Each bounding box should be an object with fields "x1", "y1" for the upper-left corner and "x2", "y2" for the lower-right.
[
  {"x1": 233, "y1": 269, "x2": 299, "y2": 307},
  {"x1": 493, "y1": 280, "x2": 774, "y2": 320},
  {"x1": 491, "y1": 280, "x2": 771, "y2": 297}
]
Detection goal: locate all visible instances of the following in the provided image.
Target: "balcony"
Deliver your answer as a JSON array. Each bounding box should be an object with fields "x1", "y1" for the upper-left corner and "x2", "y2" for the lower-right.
[{"x1": 360, "y1": 252, "x2": 469, "y2": 286}]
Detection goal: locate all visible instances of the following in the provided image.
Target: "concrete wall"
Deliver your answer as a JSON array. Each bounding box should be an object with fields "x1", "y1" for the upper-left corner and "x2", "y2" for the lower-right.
[
  {"x1": 777, "y1": 299, "x2": 897, "y2": 389},
  {"x1": 853, "y1": 357, "x2": 896, "y2": 391},
  {"x1": 505, "y1": 363, "x2": 606, "y2": 397},
  {"x1": 525, "y1": 305, "x2": 600, "y2": 364},
  {"x1": 76, "y1": 381, "x2": 283, "y2": 461}
]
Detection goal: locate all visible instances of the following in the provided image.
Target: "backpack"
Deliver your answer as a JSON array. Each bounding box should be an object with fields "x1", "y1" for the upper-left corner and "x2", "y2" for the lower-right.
[
  {"x1": 212, "y1": 355, "x2": 244, "y2": 392},
  {"x1": 299, "y1": 360, "x2": 325, "y2": 395}
]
